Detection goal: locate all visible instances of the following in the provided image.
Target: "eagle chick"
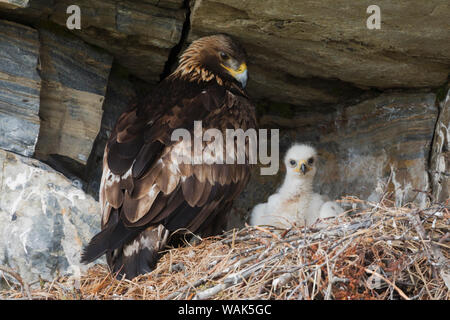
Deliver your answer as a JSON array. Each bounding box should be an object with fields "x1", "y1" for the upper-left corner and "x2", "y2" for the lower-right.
[{"x1": 250, "y1": 144, "x2": 343, "y2": 228}]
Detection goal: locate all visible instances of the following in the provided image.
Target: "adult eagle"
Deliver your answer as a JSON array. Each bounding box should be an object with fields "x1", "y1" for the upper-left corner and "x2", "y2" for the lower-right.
[{"x1": 81, "y1": 35, "x2": 256, "y2": 279}]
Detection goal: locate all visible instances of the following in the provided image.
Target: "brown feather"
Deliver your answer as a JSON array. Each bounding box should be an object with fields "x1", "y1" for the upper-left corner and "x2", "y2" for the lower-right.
[
  {"x1": 196, "y1": 182, "x2": 212, "y2": 207},
  {"x1": 152, "y1": 187, "x2": 186, "y2": 223},
  {"x1": 219, "y1": 163, "x2": 229, "y2": 185},
  {"x1": 131, "y1": 160, "x2": 164, "y2": 199},
  {"x1": 105, "y1": 182, "x2": 123, "y2": 209},
  {"x1": 157, "y1": 163, "x2": 180, "y2": 195},
  {"x1": 186, "y1": 201, "x2": 218, "y2": 231},
  {"x1": 193, "y1": 164, "x2": 206, "y2": 182},
  {"x1": 181, "y1": 176, "x2": 197, "y2": 207},
  {"x1": 132, "y1": 141, "x2": 164, "y2": 178},
  {"x1": 122, "y1": 187, "x2": 160, "y2": 223}
]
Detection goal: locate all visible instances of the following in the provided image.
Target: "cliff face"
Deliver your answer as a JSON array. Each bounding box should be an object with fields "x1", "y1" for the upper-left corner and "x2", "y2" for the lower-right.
[
  {"x1": 0, "y1": 0, "x2": 449, "y2": 283},
  {"x1": 0, "y1": 20, "x2": 40, "y2": 157},
  {"x1": 189, "y1": 0, "x2": 450, "y2": 105}
]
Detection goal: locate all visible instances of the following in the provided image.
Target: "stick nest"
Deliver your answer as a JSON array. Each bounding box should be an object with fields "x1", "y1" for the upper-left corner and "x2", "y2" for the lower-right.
[{"x1": 1, "y1": 197, "x2": 449, "y2": 300}]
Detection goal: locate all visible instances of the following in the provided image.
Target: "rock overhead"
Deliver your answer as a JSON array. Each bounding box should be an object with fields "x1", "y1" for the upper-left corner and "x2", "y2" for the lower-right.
[{"x1": 189, "y1": 0, "x2": 450, "y2": 106}]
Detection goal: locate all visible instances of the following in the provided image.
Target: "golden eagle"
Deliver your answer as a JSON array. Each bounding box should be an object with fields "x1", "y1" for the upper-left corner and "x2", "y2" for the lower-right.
[{"x1": 81, "y1": 35, "x2": 256, "y2": 279}]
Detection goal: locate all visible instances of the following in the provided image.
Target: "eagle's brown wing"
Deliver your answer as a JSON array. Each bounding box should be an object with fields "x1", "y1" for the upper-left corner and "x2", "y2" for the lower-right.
[{"x1": 81, "y1": 80, "x2": 256, "y2": 278}]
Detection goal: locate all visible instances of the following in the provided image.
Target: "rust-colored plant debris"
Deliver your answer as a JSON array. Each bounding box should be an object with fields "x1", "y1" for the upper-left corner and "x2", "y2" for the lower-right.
[{"x1": 1, "y1": 197, "x2": 449, "y2": 300}]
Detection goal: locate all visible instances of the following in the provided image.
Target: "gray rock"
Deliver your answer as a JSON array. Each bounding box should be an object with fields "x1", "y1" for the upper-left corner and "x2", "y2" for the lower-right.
[
  {"x1": 430, "y1": 88, "x2": 450, "y2": 203},
  {"x1": 50, "y1": 0, "x2": 186, "y2": 83},
  {"x1": 189, "y1": 0, "x2": 450, "y2": 106},
  {"x1": 0, "y1": 0, "x2": 187, "y2": 84},
  {"x1": 0, "y1": 0, "x2": 53, "y2": 21},
  {"x1": 34, "y1": 27, "x2": 113, "y2": 166},
  {"x1": 0, "y1": 149, "x2": 102, "y2": 286},
  {"x1": 0, "y1": 20, "x2": 40, "y2": 157},
  {"x1": 0, "y1": 0, "x2": 29, "y2": 9}
]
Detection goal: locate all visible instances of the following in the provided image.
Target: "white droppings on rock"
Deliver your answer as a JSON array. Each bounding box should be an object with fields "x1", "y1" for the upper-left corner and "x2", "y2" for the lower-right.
[{"x1": 0, "y1": 149, "x2": 102, "y2": 286}]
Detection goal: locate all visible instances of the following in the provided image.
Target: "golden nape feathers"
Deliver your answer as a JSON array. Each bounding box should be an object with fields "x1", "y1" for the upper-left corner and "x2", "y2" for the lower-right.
[{"x1": 171, "y1": 34, "x2": 248, "y2": 88}]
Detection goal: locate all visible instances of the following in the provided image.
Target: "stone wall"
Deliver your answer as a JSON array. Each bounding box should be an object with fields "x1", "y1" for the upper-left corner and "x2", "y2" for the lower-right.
[
  {"x1": 0, "y1": 0, "x2": 448, "y2": 283},
  {"x1": 189, "y1": 0, "x2": 450, "y2": 106},
  {"x1": 0, "y1": 20, "x2": 40, "y2": 157},
  {"x1": 34, "y1": 28, "x2": 113, "y2": 165}
]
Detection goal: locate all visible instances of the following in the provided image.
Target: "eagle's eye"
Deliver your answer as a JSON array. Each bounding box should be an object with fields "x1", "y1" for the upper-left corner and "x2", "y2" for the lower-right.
[
  {"x1": 308, "y1": 157, "x2": 314, "y2": 165},
  {"x1": 219, "y1": 51, "x2": 230, "y2": 60},
  {"x1": 289, "y1": 159, "x2": 297, "y2": 167}
]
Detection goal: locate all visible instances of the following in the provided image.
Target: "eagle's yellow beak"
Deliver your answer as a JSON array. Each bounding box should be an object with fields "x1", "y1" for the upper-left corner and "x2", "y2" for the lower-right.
[
  {"x1": 221, "y1": 63, "x2": 248, "y2": 88},
  {"x1": 293, "y1": 160, "x2": 309, "y2": 174}
]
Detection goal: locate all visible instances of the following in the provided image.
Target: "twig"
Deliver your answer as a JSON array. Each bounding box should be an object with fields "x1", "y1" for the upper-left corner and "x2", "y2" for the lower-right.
[
  {"x1": 407, "y1": 210, "x2": 448, "y2": 278},
  {"x1": 0, "y1": 265, "x2": 32, "y2": 300},
  {"x1": 165, "y1": 278, "x2": 208, "y2": 300},
  {"x1": 364, "y1": 268, "x2": 410, "y2": 300}
]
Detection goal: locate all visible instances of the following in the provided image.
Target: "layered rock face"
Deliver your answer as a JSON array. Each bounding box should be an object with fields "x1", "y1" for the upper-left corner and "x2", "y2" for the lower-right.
[
  {"x1": 430, "y1": 91, "x2": 450, "y2": 203},
  {"x1": 0, "y1": 20, "x2": 40, "y2": 157},
  {"x1": 189, "y1": 0, "x2": 450, "y2": 106},
  {"x1": 0, "y1": 0, "x2": 29, "y2": 9},
  {"x1": 49, "y1": 0, "x2": 186, "y2": 83},
  {"x1": 34, "y1": 29, "x2": 113, "y2": 166},
  {"x1": 0, "y1": 0, "x2": 186, "y2": 83},
  {"x1": 312, "y1": 93, "x2": 436, "y2": 208},
  {"x1": 0, "y1": 0, "x2": 449, "y2": 283}
]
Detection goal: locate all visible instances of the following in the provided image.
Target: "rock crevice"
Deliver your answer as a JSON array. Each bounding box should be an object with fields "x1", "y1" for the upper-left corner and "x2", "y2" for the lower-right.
[{"x1": 160, "y1": 0, "x2": 192, "y2": 80}]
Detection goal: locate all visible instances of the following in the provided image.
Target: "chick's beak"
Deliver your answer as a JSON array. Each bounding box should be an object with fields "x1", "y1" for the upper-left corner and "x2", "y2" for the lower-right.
[
  {"x1": 300, "y1": 163, "x2": 307, "y2": 174},
  {"x1": 294, "y1": 160, "x2": 309, "y2": 175}
]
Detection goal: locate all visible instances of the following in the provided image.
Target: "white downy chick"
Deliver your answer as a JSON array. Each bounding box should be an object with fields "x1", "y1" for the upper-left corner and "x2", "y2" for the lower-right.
[{"x1": 250, "y1": 144, "x2": 343, "y2": 228}]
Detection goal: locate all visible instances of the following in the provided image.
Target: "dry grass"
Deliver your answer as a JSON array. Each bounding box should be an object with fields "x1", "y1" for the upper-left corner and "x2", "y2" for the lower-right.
[{"x1": 1, "y1": 196, "x2": 449, "y2": 300}]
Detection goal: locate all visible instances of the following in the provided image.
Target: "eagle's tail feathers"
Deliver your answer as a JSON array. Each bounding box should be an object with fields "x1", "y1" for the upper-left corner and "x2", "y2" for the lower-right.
[
  {"x1": 107, "y1": 225, "x2": 170, "y2": 280},
  {"x1": 81, "y1": 212, "x2": 138, "y2": 264}
]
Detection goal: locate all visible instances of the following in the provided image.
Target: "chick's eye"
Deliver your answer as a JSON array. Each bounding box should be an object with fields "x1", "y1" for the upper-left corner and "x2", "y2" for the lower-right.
[
  {"x1": 308, "y1": 157, "x2": 314, "y2": 165},
  {"x1": 220, "y1": 52, "x2": 229, "y2": 60},
  {"x1": 289, "y1": 160, "x2": 296, "y2": 167}
]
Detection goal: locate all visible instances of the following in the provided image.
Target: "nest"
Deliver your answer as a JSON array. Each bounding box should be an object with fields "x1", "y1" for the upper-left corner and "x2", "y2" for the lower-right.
[{"x1": 1, "y1": 197, "x2": 449, "y2": 300}]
